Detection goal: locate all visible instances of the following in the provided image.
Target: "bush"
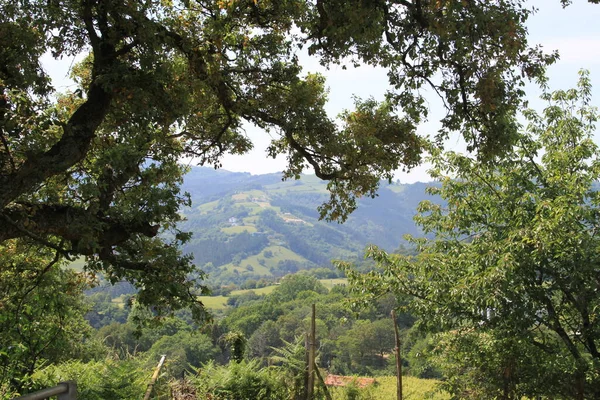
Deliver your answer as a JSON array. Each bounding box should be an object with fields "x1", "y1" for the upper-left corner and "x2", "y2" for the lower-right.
[
  {"x1": 145, "y1": 331, "x2": 220, "y2": 377},
  {"x1": 28, "y1": 358, "x2": 153, "y2": 400},
  {"x1": 192, "y1": 360, "x2": 286, "y2": 400}
]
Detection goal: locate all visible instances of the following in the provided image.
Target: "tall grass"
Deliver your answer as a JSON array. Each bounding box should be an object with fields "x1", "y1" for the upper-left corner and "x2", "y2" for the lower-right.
[{"x1": 330, "y1": 376, "x2": 449, "y2": 400}]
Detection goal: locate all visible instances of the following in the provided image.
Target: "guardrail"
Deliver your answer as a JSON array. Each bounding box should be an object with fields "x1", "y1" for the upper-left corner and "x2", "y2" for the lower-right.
[{"x1": 13, "y1": 381, "x2": 77, "y2": 400}]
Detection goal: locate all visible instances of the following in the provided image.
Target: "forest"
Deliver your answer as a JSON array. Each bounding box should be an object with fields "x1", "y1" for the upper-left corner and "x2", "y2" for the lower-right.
[{"x1": 2, "y1": 0, "x2": 600, "y2": 399}]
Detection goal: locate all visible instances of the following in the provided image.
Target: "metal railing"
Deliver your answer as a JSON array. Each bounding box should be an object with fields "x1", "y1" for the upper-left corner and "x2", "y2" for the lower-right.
[{"x1": 13, "y1": 381, "x2": 77, "y2": 400}]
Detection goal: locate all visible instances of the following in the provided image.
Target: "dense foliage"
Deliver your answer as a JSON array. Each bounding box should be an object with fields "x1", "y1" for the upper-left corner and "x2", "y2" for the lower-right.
[
  {"x1": 0, "y1": 242, "x2": 97, "y2": 393},
  {"x1": 344, "y1": 74, "x2": 600, "y2": 399},
  {"x1": 3, "y1": 270, "x2": 437, "y2": 398}
]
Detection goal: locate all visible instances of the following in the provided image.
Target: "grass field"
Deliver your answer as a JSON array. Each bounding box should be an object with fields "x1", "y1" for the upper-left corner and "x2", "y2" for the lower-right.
[
  {"x1": 197, "y1": 200, "x2": 219, "y2": 213},
  {"x1": 199, "y1": 295, "x2": 229, "y2": 310},
  {"x1": 232, "y1": 190, "x2": 268, "y2": 201},
  {"x1": 199, "y1": 285, "x2": 278, "y2": 311},
  {"x1": 230, "y1": 285, "x2": 277, "y2": 296},
  {"x1": 330, "y1": 376, "x2": 449, "y2": 400},
  {"x1": 66, "y1": 257, "x2": 86, "y2": 272},
  {"x1": 111, "y1": 295, "x2": 127, "y2": 309},
  {"x1": 234, "y1": 202, "x2": 264, "y2": 214},
  {"x1": 242, "y1": 215, "x2": 260, "y2": 224},
  {"x1": 221, "y1": 225, "x2": 258, "y2": 234},
  {"x1": 223, "y1": 245, "x2": 308, "y2": 275}
]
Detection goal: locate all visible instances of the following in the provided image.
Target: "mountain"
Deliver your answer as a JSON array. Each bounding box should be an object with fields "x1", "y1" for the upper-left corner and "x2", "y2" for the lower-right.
[{"x1": 180, "y1": 167, "x2": 440, "y2": 286}]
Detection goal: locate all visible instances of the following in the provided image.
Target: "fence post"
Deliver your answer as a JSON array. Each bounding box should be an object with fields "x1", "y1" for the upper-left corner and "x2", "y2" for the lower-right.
[
  {"x1": 392, "y1": 310, "x2": 403, "y2": 400},
  {"x1": 307, "y1": 303, "x2": 316, "y2": 400},
  {"x1": 304, "y1": 333, "x2": 309, "y2": 400},
  {"x1": 58, "y1": 381, "x2": 77, "y2": 400}
]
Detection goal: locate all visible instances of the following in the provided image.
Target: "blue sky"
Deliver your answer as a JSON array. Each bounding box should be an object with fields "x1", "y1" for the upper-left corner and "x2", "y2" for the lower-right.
[{"x1": 43, "y1": 1, "x2": 600, "y2": 182}]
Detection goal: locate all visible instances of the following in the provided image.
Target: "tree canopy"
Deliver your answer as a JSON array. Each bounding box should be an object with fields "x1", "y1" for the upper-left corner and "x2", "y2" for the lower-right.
[
  {"x1": 343, "y1": 72, "x2": 600, "y2": 398},
  {"x1": 0, "y1": 0, "x2": 583, "y2": 315}
]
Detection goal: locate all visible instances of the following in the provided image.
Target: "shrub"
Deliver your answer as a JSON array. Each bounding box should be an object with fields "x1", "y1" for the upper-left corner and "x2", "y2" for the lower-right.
[
  {"x1": 28, "y1": 358, "x2": 153, "y2": 400},
  {"x1": 192, "y1": 360, "x2": 286, "y2": 400}
]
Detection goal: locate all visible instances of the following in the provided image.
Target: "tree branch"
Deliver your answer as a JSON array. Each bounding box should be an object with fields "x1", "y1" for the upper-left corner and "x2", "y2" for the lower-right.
[
  {"x1": 0, "y1": 79, "x2": 113, "y2": 209},
  {"x1": 0, "y1": 203, "x2": 159, "y2": 258}
]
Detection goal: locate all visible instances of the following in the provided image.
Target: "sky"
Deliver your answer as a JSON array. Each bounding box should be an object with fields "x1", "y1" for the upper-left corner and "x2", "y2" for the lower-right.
[{"x1": 42, "y1": 0, "x2": 600, "y2": 183}]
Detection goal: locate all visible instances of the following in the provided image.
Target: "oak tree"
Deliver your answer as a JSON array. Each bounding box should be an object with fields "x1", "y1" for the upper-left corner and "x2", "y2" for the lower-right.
[{"x1": 0, "y1": 0, "x2": 578, "y2": 315}]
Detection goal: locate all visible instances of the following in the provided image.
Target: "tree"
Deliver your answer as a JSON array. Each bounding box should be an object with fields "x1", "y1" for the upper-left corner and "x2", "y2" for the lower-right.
[
  {"x1": 145, "y1": 331, "x2": 220, "y2": 377},
  {"x1": 338, "y1": 319, "x2": 395, "y2": 371},
  {"x1": 247, "y1": 320, "x2": 283, "y2": 362},
  {"x1": 343, "y1": 72, "x2": 600, "y2": 398},
  {"x1": 0, "y1": 0, "x2": 580, "y2": 315},
  {"x1": 0, "y1": 241, "x2": 94, "y2": 393},
  {"x1": 85, "y1": 292, "x2": 129, "y2": 329},
  {"x1": 219, "y1": 331, "x2": 247, "y2": 363},
  {"x1": 271, "y1": 273, "x2": 327, "y2": 303}
]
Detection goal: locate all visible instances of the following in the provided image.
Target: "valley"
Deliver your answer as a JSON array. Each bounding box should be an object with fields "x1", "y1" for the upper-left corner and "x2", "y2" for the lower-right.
[{"x1": 179, "y1": 167, "x2": 436, "y2": 287}]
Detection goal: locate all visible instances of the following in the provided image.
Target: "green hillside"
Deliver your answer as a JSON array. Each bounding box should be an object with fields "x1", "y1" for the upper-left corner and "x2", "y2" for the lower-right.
[{"x1": 179, "y1": 167, "x2": 438, "y2": 287}]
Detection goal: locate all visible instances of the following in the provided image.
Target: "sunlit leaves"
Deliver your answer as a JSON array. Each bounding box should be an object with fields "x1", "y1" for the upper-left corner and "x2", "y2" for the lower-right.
[{"x1": 344, "y1": 73, "x2": 600, "y2": 397}]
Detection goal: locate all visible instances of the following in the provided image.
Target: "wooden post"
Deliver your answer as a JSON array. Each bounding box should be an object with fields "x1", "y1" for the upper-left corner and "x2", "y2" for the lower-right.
[
  {"x1": 303, "y1": 333, "x2": 309, "y2": 400},
  {"x1": 392, "y1": 310, "x2": 403, "y2": 400},
  {"x1": 143, "y1": 355, "x2": 166, "y2": 400},
  {"x1": 314, "y1": 361, "x2": 332, "y2": 400},
  {"x1": 307, "y1": 304, "x2": 316, "y2": 400}
]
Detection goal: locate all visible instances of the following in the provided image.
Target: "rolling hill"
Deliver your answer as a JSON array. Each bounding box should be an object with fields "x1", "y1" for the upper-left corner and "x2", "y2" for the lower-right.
[{"x1": 179, "y1": 167, "x2": 439, "y2": 286}]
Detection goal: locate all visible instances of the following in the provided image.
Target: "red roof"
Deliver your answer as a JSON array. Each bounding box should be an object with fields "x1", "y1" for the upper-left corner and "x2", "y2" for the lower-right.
[{"x1": 324, "y1": 374, "x2": 376, "y2": 388}]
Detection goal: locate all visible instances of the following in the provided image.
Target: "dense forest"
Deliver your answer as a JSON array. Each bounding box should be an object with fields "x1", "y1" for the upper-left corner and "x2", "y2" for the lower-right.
[
  {"x1": 7, "y1": 270, "x2": 444, "y2": 399},
  {"x1": 3, "y1": 0, "x2": 600, "y2": 399}
]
